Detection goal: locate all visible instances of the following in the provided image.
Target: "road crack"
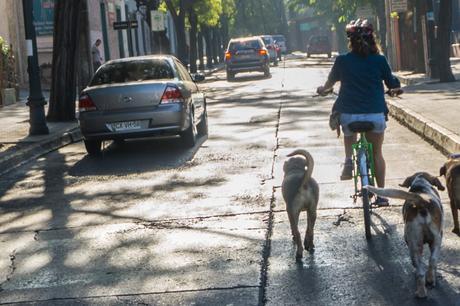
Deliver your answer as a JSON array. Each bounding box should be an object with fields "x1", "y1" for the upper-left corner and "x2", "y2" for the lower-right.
[{"x1": 0, "y1": 249, "x2": 17, "y2": 291}]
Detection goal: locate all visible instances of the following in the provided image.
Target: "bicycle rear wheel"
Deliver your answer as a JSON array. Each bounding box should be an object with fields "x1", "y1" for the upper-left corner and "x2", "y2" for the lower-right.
[{"x1": 358, "y1": 148, "x2": 372, "y2": 239}]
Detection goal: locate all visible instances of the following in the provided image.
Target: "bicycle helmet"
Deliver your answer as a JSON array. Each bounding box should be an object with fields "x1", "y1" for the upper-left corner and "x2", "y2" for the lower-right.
[{"x1": 346, "y1": 19, "x2": 374, "y2": 38}]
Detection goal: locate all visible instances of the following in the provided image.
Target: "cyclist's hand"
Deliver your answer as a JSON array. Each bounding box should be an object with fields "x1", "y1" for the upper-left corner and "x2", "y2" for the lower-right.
[
  {"x1": 387, "y1": 88, "x2": 403, "y2": 97},
  {"x1": 317, "y1": 86, "x2": 332, "y2": 96}
]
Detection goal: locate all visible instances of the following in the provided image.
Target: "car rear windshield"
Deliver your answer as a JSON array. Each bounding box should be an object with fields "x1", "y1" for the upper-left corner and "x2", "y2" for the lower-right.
[
  {"x1": 273, "y1": 35, "x2": 285, "y2": 42},
  {"x1": 228, "y1": 40, "x2": 262, "y2": 51},
  {"x1": 261, "y1": 38, "x2": 271, "y2": 45},
  {"x1": 90, "y1": 59, "x2": 174, "y2": 86}
]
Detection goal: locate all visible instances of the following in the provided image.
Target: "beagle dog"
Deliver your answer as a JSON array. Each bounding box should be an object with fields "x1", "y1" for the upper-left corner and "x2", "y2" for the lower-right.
[
  {"x1": 366, "y1": 172, "x2": 445, "y2": 299},
  {"x1": 440, "y1": 153, "x2": 460, "y2": 236}
]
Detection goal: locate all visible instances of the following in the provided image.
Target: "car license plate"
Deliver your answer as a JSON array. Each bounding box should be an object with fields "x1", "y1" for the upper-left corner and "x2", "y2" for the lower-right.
[{"x1": 109, "y1": 120, "x2": 142, "y2": 132}]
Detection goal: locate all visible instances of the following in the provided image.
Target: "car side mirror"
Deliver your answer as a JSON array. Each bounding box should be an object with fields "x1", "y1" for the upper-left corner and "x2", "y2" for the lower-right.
[{"x1": 192, "y1": 73, "x2": 205, "y2": 82}]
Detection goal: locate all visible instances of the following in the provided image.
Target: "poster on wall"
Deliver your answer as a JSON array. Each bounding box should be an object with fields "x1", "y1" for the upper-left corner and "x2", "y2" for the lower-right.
[{"x1": 33, "y1": 0, "x2": 55, "y2": 36}]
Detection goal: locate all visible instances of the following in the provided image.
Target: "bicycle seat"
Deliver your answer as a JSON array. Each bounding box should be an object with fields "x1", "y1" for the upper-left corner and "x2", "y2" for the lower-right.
[{"x1": 348, "y1": 121, "x2": 375, "y2": 133}]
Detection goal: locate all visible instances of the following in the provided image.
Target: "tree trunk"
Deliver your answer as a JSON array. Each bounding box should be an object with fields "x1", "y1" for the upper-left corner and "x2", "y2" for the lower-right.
[
  {"x1": 78, "y1": 2, "x2": 92, "y2": 92},
  {"x1": 198, "y1": 31, "x2": 205, "y2": 71},
  {"x1": 437, "y1": 0, "x2": 455, "y2": 82},
  {"x1": 212, "y1": 27, "x2": 219, "y2": 65},
  {"x1": 47, "y1": 0, "x2": 84, "y2": 121},
  {"x1": 189, "y1": 8, "x2": 198, "y2": 73},
  {"x1": 165, "y1": 0, "x2": 189, "y2": 64},
  {"x1": 203, "y1": 26, "x2": 213, "y2": 69}
]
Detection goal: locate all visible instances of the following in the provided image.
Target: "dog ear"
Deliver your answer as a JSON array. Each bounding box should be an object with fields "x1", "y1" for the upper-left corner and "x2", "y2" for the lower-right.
[
  {"x1": 421, "y1": 172, "x2": 446, "y2": 191},
  {"x1": 399, "y1": 174, "x2": 416, "y2": 188},
  {"x1": 431, "y1": 176, "x2": 446, "y2": 191},
  {"x1": 439, "y1": 165, "x2": 446, "y2": 177}
]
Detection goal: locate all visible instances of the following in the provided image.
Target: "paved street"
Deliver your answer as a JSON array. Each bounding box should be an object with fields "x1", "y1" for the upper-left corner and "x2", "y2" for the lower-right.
[{"x1": 0, "y1": 57, "x2": 459, "y2": 305}]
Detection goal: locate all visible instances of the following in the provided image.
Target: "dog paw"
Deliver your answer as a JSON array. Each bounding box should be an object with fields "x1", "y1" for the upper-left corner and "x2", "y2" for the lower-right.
[
  {"x1": 304, "y1": 240, "x2": 315, "y2": 253},
  {"x1": 295, "y1": 252, "x2": 303, "y2": 261}
]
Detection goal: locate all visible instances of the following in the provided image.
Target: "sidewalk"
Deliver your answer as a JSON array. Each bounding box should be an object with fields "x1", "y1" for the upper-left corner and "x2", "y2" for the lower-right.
[
  {"x1": 389, "y1": 59, "x2": 460, "y2": 155},
  {"x1": 0, "y1": 64, "x2": 224, "y2": 175}
]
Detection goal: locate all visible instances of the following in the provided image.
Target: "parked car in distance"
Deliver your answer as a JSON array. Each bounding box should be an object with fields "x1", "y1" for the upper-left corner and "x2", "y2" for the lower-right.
[
  {"x1": 272, "y1": 34, "x2": 287, "y2": 54},
  {"x1": 78, "y1": 55, "x2": 208, "y2": 156},
  {"x1": 259, "y1": 35, "x2": 278, "y2": 66},
  {"x1": 224, "y1": 37, "x2": 270, "y2": 81},
  {"x1": 307, "y1": 35, "x2": 332, "y2": 58}
]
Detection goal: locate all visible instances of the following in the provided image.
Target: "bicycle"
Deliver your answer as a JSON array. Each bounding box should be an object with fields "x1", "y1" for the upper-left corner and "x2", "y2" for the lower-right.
[
  {"x1": 316, "y1": 88, "x2": 403, "y2": 239},
  {"x1": 348, "y1": 89, "x2": 403, "y2": 239}
]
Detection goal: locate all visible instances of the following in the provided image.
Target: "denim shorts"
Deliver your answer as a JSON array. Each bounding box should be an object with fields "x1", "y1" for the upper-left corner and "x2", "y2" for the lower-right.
[{"x1": 340, "y1": 113, "x2": 387, "y2": 137}]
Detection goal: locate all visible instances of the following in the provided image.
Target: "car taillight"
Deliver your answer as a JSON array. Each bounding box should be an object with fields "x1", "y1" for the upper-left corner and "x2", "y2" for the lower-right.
[
  {"x1": 259, "y1": 49, "x2": 268, "y2": 56},
  {"x1": 225, "y1": 51, "x2": 231, "y2": 60},
  {"x1": 161, "y1": 85, "x2": 184, "y2": 104},
  {"x1": 78, "y1": 94, "x2": 97, "y2": 112}
]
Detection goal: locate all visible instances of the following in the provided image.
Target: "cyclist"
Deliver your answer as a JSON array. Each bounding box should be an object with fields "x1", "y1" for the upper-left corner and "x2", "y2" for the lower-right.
[{"x1": 317, "y1": 19, "x2": 402, "y2": 206}]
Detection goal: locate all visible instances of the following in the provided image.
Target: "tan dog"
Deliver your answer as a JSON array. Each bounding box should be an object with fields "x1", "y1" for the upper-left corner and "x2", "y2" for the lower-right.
[
  {"x1": 282, "y1": 149, "x2": 319, "y2": 259},
  {"x1": 366, "y1": 172, "x2": 445, "y2": 299},
  {"x1": 439, "y1": 153, "x2": 460, "y2": 235}
]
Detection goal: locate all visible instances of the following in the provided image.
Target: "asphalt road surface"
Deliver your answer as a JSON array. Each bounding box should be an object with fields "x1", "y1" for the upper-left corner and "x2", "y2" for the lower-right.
[{"x1": 0, "y1": 55, "x2": 458, "y2": 305}]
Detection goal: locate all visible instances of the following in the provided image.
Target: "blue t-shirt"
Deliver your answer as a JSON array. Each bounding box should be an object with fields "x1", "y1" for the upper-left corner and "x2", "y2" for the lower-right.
[{"x1": 328, "y1": 52, "x2": 400, "y2": 114}]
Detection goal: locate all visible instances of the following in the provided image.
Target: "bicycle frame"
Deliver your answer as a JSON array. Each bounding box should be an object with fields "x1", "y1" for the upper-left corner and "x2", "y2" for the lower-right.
[{"x1": 352, "y1": 132, "x2": 376, "y2": 201}]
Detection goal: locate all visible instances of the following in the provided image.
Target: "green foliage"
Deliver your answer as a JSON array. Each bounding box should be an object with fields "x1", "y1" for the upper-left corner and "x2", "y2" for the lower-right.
[{"x1": 195, "y1": 0, "x2": 223, "y2": 27}]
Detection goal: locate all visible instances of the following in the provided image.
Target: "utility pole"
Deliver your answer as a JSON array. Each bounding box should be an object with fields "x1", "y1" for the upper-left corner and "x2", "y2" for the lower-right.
[{"x1": 22, "y1": 0, "x2": 49, "y2": 135}]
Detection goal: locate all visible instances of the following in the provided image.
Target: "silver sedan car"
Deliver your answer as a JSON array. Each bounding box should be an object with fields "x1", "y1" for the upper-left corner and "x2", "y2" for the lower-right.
[{"x1": 78, "y1": 55, "x2": 208, "y2": 156}]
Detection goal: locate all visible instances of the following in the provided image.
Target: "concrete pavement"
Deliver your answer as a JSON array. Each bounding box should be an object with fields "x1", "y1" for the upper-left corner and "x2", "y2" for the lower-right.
[{"x1": 0, "y1": 65, "x2": 224, "y2": 176}]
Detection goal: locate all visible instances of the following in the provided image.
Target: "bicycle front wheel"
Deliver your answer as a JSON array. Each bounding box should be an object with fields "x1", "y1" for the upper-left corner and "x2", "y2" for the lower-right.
[{"x1": 358, "y1": 148, "x2": 372, "y2": 239}]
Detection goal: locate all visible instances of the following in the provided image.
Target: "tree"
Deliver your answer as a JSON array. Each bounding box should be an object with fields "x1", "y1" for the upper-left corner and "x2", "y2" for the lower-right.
[
  {"x1": 47, "y1": 0, "x2": 86, "y2": 121},
  {"x1": 164, "y1": 0, "x2": 191, "y2": 64},
  {"x1": 437, "y1": 0, "x2": 455, "y2": 82}
]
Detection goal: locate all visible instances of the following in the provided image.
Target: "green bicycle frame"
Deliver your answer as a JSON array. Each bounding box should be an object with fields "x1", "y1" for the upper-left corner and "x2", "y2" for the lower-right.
[{"x1": 352, "y1": 133, "x2": 376, "y2": 198}]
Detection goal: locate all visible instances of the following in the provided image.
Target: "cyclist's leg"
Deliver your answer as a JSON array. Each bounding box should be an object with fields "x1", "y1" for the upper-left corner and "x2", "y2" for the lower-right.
[
  {"x1": 365, "y1": 131, "x2": 385, "y2": 188},
  {"x1": 344, "y1": 134, "x2": 357, "y2": 160}
]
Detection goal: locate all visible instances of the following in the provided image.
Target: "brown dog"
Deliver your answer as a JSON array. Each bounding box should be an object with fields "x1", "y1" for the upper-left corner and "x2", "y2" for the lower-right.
[
  {"x1": 440, "y1": 153, "x2": 460, "y2": 236},
  {"x1": 366, "y1": 172, "x2": 445, "y2": 299},
  {"x1": 282, "y1": 149, "x2": 319, "y2": 259}
]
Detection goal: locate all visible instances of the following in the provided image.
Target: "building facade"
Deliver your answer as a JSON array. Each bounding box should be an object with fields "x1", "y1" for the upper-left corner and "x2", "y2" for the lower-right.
[{"x1": 0, "y1": 0, "x2": 175, "y2": 88}]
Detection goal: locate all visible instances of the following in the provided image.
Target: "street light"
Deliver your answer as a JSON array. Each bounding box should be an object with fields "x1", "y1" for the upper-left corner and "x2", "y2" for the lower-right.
[{"x1": 22, "y1": 0, "x2": 49, "y2": 135}]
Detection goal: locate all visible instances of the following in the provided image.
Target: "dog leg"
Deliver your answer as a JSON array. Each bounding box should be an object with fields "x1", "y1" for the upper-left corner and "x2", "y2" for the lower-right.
[
  {"x1": 407, "y1": 232, "x2": 427, "y2": 298},
  {"x1": 451, "y1": 199, "x2": 460, "y2": 235},
  {"x1": 304, "y1": 207, "x2": 317, "y2": 253},
  {"x1": 287, "y1": 208, "x2": 303, "y2": 259},
  {"x1": 427, "y1": 235, "x2": 441, "y2": 288}
]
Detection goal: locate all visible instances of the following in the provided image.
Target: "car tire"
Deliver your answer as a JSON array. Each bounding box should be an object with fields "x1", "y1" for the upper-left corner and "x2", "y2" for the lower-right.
[
  {"x1": 264, "y1": 65, "x2": 270, "y2": 77},
  {"x1": 197, "y1": 108, "x2": 208, "y2": 136},
  {"x1": 226, "y1": 71, "x2": 235, "y2": 81},
  {"x1": 181, "y1": 111, "x2": 197, "y2": 148},
  {"x1": 84, "y1": 139, "x2": 102, "y2": 156}
]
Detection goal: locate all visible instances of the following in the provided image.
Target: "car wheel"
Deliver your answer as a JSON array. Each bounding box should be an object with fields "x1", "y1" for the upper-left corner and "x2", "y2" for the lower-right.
[
  {"x1": 84, "y1": 139, "x2": 102, "y2": 156},
  {"x1": 264, "y1": 66, "x2": 270, "y2": 77},
  {"x1": 181, "y1": 111, "x2": 197, "y2": 148},
  {"x1": 197, "y1": 108, "x2": 208, "y2": 136},
  {"x1": 226, "y1": 71, "x2": 235, "y2": 81}
]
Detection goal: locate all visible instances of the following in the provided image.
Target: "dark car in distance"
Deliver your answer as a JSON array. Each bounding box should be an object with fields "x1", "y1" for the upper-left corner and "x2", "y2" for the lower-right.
[
  {"x1": 225, "y1": 37, "x2": 270, "y2": 81},
  {"x1": 307, "y1": 35, "x2": 332, "y2": 58}
]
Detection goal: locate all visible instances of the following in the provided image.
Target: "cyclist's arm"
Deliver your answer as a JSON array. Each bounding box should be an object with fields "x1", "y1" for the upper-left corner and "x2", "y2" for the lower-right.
[
  {"x1": 318, "y1": 57, "x2": 340, "y2": 94},
  {"x1": 381, "y1": 56, "x2": 401, "y2": 89}
]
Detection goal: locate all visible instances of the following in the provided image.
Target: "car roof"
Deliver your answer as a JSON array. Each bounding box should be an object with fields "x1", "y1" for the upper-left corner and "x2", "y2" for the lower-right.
[
  {"x1": 104, "y1": 55, "x2": 178, "y2": 65},
  {"x1": 229, "y1": 36, "x2": 263, "y2": 42}
]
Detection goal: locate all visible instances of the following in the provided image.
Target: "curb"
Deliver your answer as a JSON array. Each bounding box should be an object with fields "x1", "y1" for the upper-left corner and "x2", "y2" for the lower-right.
[
  {"x1": 0, "y1": 127, "x2": 82, "y2": 176},
  {"x1": 387, "y1": 100, "x2": 460, "y2": 155}
]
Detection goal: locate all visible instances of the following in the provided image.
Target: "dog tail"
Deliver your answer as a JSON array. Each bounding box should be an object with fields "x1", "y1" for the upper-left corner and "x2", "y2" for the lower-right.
[
  {"x1": 364, "y1": 185, "x2": 431, "y2": 203},
  {"x1": 287, "y1": 149, "x2": 314, "y2": 188}
]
